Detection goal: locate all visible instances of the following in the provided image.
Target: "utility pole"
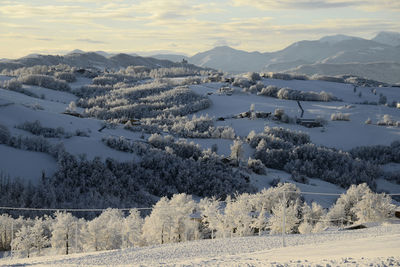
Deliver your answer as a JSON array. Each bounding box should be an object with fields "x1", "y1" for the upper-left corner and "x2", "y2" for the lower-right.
[
  {"x1": 75, "y1": 221, "x2": 78, "y2": 253},
  {"x1": 282, "y1": 191, "x2": 286, "y2": 247},
  {"x1": 11, "y1": 220, "x2": 14, "y2": 257}
]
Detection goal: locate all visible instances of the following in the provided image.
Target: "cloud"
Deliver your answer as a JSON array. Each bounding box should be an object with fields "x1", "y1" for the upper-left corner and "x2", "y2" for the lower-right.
[
  {"x1": 75, "y1": 38, "x2": 107, "y2": 44},
  {"x1": 212, "y1": 39, "x2": 241, "y2": 47},
  {"x1": 35, "y1": 38, "x2": 54, "y2": 41},
  {"x1": 231, "y1": 0, "x2": 400, "y2": 10},
  {"x1": 0, "y1": 4, "x2": 81, "y2": 18}
]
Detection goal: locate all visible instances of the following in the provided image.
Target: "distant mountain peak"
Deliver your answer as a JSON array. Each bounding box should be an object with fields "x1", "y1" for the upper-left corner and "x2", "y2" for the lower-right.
[
  {"x1": 372, "y1": 31, "x2": 400, "y2": 46},
  {"x1": 319, "y1": 34, "x2": 362, "y2": 44},
  {"x1": 68, "y1": 49, "x2": 85, "y2": 55},
  {"x1": 210, "y1": 46, "x2": 237, "y2": 52}
]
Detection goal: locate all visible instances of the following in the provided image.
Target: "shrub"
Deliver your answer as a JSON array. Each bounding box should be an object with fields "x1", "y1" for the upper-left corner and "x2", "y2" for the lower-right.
[
  {"x1": 16, "y1": 121, "x2": 70, "y2": 138},
  {"x1": 1, "y1": 78, "x2": 22, "y2": 90},
  {"x1": 377, "y1": 114, "x2": 399, "y2": 127},
  {"x1": 291, "y1": 172, "x2": 309, "y2": 184},
  {"x1": 331, "y1": 113, "x2": 350, "y2": 121},
  {"x1": 257, "y1": 85, "x2": 279, "y2": 97},
  {"x1": 310, "y1": 75, "x2": 345, "y2": 83},
  {"x1": 247, "y1": 158, "x2": 266, "y2": 174},
  {"x1": 379, "y1": 95, "x2": 387, "y2": 105},
  {"x1": 246, "y1": 72, "x2": 261, "y2": 82},
  {"x1": 93, "y1": 76, "x2": 118, "y2": 86},
  {"x1": 350, "y1": 141, "x2": 400, "y2": 164},
  {"x1": 54, "y1": 72, "x2": 76, "y2": 83},
  {"x1": 0, "y1": 124, "x2": 11, "y2": 144},
  {"x1": 18, "y1": 74, "x2": 70, "y2": 91},
  {"x1": 258, "y1": 85, "x2": 338, "y2": 102},
  {"x1": 232, "y1": 77, "x2": 251, "y2": 88},
  {"x1": 264, "y1": 127, "x2": 310, "y2": 145}
]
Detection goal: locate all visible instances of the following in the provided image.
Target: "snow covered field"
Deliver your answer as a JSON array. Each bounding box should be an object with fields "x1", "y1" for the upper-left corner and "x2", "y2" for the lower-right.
[
  {"x1": 1, "y1": 69, "x2": 400, "y2": 266},
  {"x1": 2, "y1": 223, "x2": 399, "y2": 266},
  {"x1": 191, "y1": 80, "x2": 400, "y2": 150},
  {"x1": 1, "y1": 73, "x2": 400, "y2": 199}
]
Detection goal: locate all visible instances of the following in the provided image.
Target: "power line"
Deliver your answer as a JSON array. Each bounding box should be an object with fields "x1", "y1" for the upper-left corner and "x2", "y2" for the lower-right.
[
  {"x1": 0, "y1": 207, "x2": 152, "y2": 212},
  {"x1": 0, "y1": 191, "x2": 399, "y2": 212}
]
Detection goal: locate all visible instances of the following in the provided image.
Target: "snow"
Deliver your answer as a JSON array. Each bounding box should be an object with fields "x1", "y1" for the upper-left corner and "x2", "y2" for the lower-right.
[
  {"x1": 2, "y1": 223, "x2": 399, "y2": 266},
  {"x1": 69, "y1": 77, "x2": 93, "y2": 90},
  {"x1": 190, "y1": 79, "x2": 400, "y2": 150},
  {"x1": 0, "y1": 144, "x2": 57, "y2": 184},
  {"x1": 1, "y1": 73, "x2": 399, "y2": 200},
  {"x1": 1, "y1": 72, "x2": 400, "y2": 266},
  {"x1": 22, "y1": 84, "x2": 78, "y2": 104},
  {"x1": 0, "y1": 75, "x2": 12, "y2": 82}
]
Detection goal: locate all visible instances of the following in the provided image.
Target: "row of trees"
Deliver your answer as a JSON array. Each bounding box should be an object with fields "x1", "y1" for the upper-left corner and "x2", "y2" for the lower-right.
[
  {"x1": 257, "y1": 85, "x2": 339, "y2": 102},
  {"x1": 127, "y1": 114, "x2": 236, "y2": 139},
  {"x1": 17, "y1": 74, "x2": 71, "y2": 91},
  {"x1": 79, "y1": 82, "x2": 211, "y2": 121},
  {"x1": 246, "y1": 127, "x2": 399, "y2": 187},
  {"x1": 2, "y1": 183, "x2": 396, "y2": 258}
]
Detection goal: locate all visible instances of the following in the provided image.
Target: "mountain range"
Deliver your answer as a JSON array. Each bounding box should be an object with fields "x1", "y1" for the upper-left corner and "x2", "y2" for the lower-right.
[
  {"x1": 1, "y1": 31, "x2": 399, "y2": 84},
  {"x1": 187, "y1": 32, "x2": 400, "y2": 83},
  {"x1": 0, "y1": 52, "x2": 198, "y2": 73}
]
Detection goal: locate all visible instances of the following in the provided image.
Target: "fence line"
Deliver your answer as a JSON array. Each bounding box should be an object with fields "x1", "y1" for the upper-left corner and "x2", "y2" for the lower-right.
[{"x1": 0, "y1": 190, "x2": 399, "y2": 212}]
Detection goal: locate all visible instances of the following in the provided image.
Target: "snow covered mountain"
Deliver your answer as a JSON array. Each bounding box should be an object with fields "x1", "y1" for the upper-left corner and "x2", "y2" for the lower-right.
[
  {"x1": 189, "y1": 46, "x2": 269, "y2": 73},
  {"x1": 372, "y1": 31, "x2": 400, "y2": 47},
  {"x1": 188, "y1": 32, "x2": 400, "y2": 84}
]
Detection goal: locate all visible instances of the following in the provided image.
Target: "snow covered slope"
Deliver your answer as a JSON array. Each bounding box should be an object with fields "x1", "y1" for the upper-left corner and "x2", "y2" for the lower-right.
[
  {"x1": 372, "y1": 31, "x2": 400, "y2": 47},
  {"x1": 2, "y1": 223, "x2": 399, "y2": 266},
  {"x1": 287, "y1": 62, "x2": 400, "y2": 85},
  {"x1": 1, "y1": 72, "x2": 399, "y2": 198}
]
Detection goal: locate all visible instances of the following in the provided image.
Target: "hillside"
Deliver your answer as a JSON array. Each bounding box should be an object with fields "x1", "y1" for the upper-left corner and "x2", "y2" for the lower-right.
[
  {"x1": 287, "y1": 62, "x2": 400, "y2": 85},
  {"x1": 372, "y1": 31, "x2": 400, "y2": 46},
  {"x1": 2, "y1": 223, "x2": 399, "y2": 266},
  {"x1": 1, "y1": 66, "x2": 399, "y2": 208},
  {"x1": 189, "y1": 46, "x2": 268, "y2": 73},
  {"x1": 0, "y1": 52, "x2": 202, "y2": 72},
  {"x1": 188, "y1": 32, "x2": 400, "y2": 84},
  {"x1": 0, "y1": 64, "x2": 399, "y2": 265}
]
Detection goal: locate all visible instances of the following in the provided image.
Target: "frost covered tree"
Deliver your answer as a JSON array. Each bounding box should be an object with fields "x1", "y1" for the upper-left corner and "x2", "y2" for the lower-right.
[
  {"x1": 0, "y1": 214, "x2": 14, "y2": 251},
  {"x1": 298, "y1": 202, "x2": 325, "y2": 234},
  {"x1": 0, "y1": 124, "x2": 11, "y2": 144},
  {"x1": 326, "y1": 183, "x2": 372, "y2": 226},
  {"x1": 268, "y1": 198, "x2": 301, "y2": 234},
  {"x1": 223, "y1": 193, "x2": 255, "y2": 237},
  {"x1": 85, "y1": 209, "x2": 123, "y2": 251},
  {"x1": 11, "y1": 225, "x2": 35, "y2": 258},
  {"x1": 199, "y1": 197, "x2": 221, "y2": 239},
  {"x1": 121, "y1": 209, "x2": 144, "y2": 248},
  {"x1": 230, "y1": 139, "x2": 244, "y2": 165},
  {"x1": 142, "y1": 194, "x2": 198, "y2": 245},
  {"x1": 221, "y1": 127, "x2": 235, "y2": 139},
  {"x1": 252, "y1": 206, "x2": 269, "y2": 236},
  {"x1": 142, "y1": 197, "x2": 173, "y2": 245},
  {"x1": 67, "y1": 101, "x2": 77, "y2": 112},
  {"x1": 351, "y1": 191, "x2": 395, "y2": 223},
  {"x1": 168, "y1": 193, "x2": 198, "y2": 242},
  {"x1": 31, "y1": 217, "x2": 49, "y2": 255},
  {"x1": 50, "y1": 212, "x2": 77, "y2": 255}
]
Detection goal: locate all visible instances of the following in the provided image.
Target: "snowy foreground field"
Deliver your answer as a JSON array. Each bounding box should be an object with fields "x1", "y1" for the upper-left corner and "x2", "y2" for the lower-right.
[{"x1": 2, "y1": 223, "x2": 399, "y2": 266}]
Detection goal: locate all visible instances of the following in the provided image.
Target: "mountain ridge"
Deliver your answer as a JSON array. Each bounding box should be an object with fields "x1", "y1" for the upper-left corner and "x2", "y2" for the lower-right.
[{"x1": 0, "y1": 52, "x2": 204, "y2": 72}]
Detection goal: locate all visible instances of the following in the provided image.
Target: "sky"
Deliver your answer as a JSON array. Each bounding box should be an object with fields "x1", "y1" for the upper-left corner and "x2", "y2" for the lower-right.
[{"x1": 0, "y1": 0, "x2": 399, "y2": 58}]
